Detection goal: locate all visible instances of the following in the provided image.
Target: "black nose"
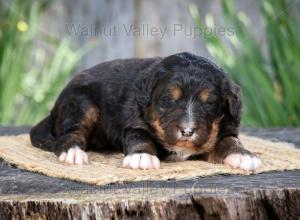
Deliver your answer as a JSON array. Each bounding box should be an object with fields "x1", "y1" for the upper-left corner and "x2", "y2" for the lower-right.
[{"x1": 180, "y1": 127, "x2": 196, "y2": 137}]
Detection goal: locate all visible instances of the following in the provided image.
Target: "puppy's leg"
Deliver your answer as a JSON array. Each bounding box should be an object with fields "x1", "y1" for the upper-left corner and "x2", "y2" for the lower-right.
[
  {"x1": 208, "y1": 136, "x2": 261, "y2": 172},
  {"x1": 122, "y1": 129, "x2": 160, "y2": 169},
  {"x1": 54, "y1": 97, "x2": 99, "y2": 165}
]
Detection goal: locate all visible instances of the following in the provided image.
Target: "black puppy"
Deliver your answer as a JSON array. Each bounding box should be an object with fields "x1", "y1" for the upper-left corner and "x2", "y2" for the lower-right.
[{"x1": 30, "y1": 52, "x2": 261, "y2": 171}]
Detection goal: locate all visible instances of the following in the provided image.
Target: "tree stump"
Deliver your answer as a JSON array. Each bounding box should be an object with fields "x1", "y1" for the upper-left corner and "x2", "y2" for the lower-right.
[{"x1": 0, "y1": 127, "x2": 299, "y2": 219}]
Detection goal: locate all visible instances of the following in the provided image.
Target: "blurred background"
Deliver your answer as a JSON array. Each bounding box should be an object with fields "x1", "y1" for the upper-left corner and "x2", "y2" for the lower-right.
[{"x1": 0, "y1": 0, "x2": 300, "y2": 127}]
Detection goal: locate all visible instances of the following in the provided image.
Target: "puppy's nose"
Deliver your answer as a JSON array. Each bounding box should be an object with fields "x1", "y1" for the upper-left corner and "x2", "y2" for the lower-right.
[{"x1": 180, "y1": 127, "x2": 196, "y2": 137}]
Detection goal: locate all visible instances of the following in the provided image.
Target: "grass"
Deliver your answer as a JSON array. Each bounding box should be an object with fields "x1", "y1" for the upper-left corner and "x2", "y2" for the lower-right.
[
  {"x1": 190, "y1": 0, "x2": 300, "y2": 127},
  {"x1": 0, "y1": 0, "x2": 88, "y2": 125}
]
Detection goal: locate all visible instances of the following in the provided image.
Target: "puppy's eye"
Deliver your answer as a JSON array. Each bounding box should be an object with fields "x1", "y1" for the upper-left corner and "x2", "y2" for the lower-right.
[
  {"x1": 207, "y1": 94, "x2": 218, "y2": 103},
  {"x1": 203, "y1": 95, "x2": 218, "y2": 107}
]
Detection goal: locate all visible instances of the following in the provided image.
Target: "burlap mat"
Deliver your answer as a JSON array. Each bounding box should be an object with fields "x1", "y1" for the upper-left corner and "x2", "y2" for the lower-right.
[{"x1": 0, "y1": 134, "x2": 299, "y2": 185}]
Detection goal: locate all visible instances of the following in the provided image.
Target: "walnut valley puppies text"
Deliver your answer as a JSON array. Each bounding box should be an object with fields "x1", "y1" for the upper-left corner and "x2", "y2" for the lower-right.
[{"x1": 65, "y1": 23, "x2": 235, "y2": 39}]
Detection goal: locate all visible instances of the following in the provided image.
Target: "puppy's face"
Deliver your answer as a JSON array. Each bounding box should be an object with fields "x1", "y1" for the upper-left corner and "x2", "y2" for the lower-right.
[
  {"x1": 137, "y1": 53, "x2": 241, "y2": 158},
  {"x1": 150, "y1": 71, "x2": 223, "y2": 155}
]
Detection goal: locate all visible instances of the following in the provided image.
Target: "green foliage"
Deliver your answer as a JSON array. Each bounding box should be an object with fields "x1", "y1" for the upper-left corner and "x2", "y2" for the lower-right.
[
  {"x1": 190, "y1": 0, "x2": 300, "y2": 127},
  {"x1": 0, "y1": 0, "x2": 87, "y2": 125}
]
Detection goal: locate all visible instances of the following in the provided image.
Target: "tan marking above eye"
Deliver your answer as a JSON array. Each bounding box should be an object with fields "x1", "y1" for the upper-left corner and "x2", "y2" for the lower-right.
[
  {"x1": 198, "y1": 88, "x2": 210, "y2": 102},
  {"x1": 170, "y1": 85, "x2": 182, "y2": 100}
]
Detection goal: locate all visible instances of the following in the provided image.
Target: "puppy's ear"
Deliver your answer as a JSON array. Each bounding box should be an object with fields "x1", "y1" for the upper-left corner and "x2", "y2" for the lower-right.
[
  {"x1": 224, "y1": 80, "x2": 242, "y2": 123},
  {"x1": 134, "y1": 61, "x2": 166, "y2": 107},
  {"x1": 220, "y1": 79, "x2": 242, "y2": 136}
]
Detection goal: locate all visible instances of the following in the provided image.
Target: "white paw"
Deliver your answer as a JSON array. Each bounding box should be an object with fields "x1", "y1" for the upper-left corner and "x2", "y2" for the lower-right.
[
  {"x1": 58, "y1": 145, "x2": 89, "y2": 165},
  {"x1": 123, "y1": 153, "x2": 160, "y2": 169},
  {"x1": 223, "y1": 153, "x2": 261, "y2": 172}
]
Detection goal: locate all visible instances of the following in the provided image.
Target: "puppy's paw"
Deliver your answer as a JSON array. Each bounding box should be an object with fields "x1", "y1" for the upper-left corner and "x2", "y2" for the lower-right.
[
  {"x1": 58, "y1": 145, "x2": 88, "y2": 165},
  {"x1": 123, "y1": 153, "x2": 160, "y2": 169},
  {"x1": 223, "y1": 153, "x2": 261, "y2": 172}
]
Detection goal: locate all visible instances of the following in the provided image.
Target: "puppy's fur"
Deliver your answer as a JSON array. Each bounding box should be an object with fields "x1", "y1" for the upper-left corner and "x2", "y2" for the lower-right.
[{"x1": 30, "y1": 52, "x2": 261, "y2": 171}]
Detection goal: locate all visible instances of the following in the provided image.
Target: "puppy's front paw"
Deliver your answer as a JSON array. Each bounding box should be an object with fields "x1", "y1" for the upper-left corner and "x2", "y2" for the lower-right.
[
  {"x1": 123, "y1": 153, "x2": 160, "y2": 169},
  {"x1": 223, "y1": 153, "x2": 261, "y2": 172},
  {"x1": 58, "y1": 145, "x2": 89, "y2": 165}
]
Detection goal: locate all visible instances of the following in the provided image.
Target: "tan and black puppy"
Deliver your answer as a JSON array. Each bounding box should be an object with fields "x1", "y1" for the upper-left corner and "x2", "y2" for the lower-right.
[{"x1": 30, "y1": 52, "x2": 261, "y2": 171}]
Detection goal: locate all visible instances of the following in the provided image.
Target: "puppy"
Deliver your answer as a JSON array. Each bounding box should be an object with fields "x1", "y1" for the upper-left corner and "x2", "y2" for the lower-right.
[{"x1": 30, "y1": 52, "x2": 261, "y2": 171}]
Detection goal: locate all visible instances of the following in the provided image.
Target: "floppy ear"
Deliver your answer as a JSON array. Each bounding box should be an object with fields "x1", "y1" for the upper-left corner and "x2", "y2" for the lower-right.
[
  {"x1": 134, "y1": 60, "x2": 166, "y2": 107},
  {"x1": 226, "y1": 82, "x2": 242, "y2": 121},
  {"x1": 220, "y1": 79, "x2": 242, "y2": 136}
]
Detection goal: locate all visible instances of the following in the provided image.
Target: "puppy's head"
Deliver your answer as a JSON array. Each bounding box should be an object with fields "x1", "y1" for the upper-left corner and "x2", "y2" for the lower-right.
[{"x1": 135, "y1": 52, "x2": 241, "y2": 157}]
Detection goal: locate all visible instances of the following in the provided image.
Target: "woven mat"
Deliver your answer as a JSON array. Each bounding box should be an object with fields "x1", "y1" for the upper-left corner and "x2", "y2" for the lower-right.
[{"x1": 0, "y1": 134, "x2": 299, "y2": 185}]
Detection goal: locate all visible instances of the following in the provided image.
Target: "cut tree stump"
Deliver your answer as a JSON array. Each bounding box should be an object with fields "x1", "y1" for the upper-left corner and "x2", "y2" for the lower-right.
[{"x1": 0, "y1": 127, "x2": 299, "y2": 220}]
